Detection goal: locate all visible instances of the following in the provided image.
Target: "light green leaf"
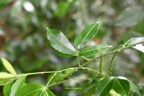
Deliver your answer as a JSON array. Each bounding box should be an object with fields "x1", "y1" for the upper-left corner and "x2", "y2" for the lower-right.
[
  {"x1": 11, "y1": 0, "x2": 22, "y2": 17},
  {"x1": 116, "y1": 6, "x2": 144, "y2": 27},
  {"x1": 46, "y1": 27, "x2": 76, "y2": 56},
  {"x1": 16, "y1": 83, "x2": 44, "y2": 96},
  {"x1": 1, "y1": 58, "x2": 17, "y2": 75},
  {"x1": 79, "y1": 44, "x2": 112, "y2": 57},
  {"x1": 46, "y1": 90, "x2": 55, "y2": 96},
  {"x1": 113, "y1": 77, "x2": 130, "y2": 96},
  {"x1": 0, "y1": 72, "x2": 16, "y2": 86},
  {"x1": 3, "y1": 83, "x2": 12, "y2": 96},
  {"x1": 95, "y1": 77, "x2": 113, "y2": 96},
  {"x1": 10, "y1": 77, "x2": 26, "y2": 96},
  {"x1": 74, "y1": 22, "x2": 100, "y2": 49},
  {"x1": 129, "y1": 80, "x2": 141, "y2": 96},
  {"x1": 47, "y1": 68, "x2": 77, "y2": 85}
]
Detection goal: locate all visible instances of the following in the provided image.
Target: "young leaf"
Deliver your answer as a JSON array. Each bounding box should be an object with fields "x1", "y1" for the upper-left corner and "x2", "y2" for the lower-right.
[
  {"x1": 95, "y1": 77, "x2": 113, "y2": 96},
  {"x1": 1, "y1": 58, "x2": 17, "y2": 75},
  {"x1": 0, "y1": 72, "x2": 16, "y2": 86},
  {"x1": 79, "y1": 44, "x2": 112, "y2": 57},
  {"x1": 113, "y1": 77, "x2": 130, "y2": 96},
  {"x1": 74, "y1": 22, "x2": 100, "y2": 49},
  {"x1": 46, "y1": 27, "x2": 76, "y2": 56},
  {"x1": 3, "y1": 83, "x2": 12, "y2": 96},
  {"x1": 16, "y1": 83, "x2": 44, "y2": 96},
  {"x1": 128, "y1": 80, "x2": 141, "y2": 96},
  {"x1": 10, "y1": 77, "x2": 26, "y2": 96},
  {"x1": 47, "y1": 68, "x2": 77, "y2": 85}
]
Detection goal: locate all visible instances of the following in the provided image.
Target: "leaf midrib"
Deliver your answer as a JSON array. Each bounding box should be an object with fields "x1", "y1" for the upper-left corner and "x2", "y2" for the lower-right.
[
  {"x1": 47, "y1": 29, "x2": 75, "y2": 54},
  {"x1": 79, "y1": 23, "x2": 97, "y2": 48}
]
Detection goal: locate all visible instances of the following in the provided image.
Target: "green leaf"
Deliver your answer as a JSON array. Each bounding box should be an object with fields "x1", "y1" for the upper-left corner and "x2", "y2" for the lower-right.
[
  {"x1": 1, "y1": 58, "x2": 17, "y2": 75},
  {"x1": 11, "y1": 0, "x2": 22, "y2": 17},
  {"x1": 0, "y1": 72, "x2": 16, "y2": 86},
  {"x1": 95, "y1": 77, "x2": 113, "y2": 96},
  {"x1": 125, "y1": 37, "x2": 144, "y2": 53},
  {"x1": 128, "y1": 80, "x2": 141, "y2": 96},
  {"x1": 10, "y1": 77, "x2": 26, "y2": 96},
  {"x1": 54, "y1": 2, "x2": 70, "y2": 17},
  {"x1": 0, "y1": 0, "x2": 11, "y2": 8},
  {"x1": 74, "y1": 22, "x2": 100, "y2": 49},
  {"x1": 113, "y1": 77, "x2": 130, "y2": 96},
  {"x1": 16, "y1": 83, "x2": 44, "y2": 96},
  {"x1": 46, "y1": 90, "x2": 55, "y2": 96},
  {"x1": 46, "y1": 27, "x2": 76, "y2": 56},
  {"x1": 47, "y1": 68, "x2": 77, "y2": 85},
  {"x1": 3, "y1": 83, "x2": 12, "y2": 96},
  {"x1": 79, "y1": 44, "x2": 112, "y2": 57},
  {"x1": 116, "y1": 6, "x2": 144, "y2": 27}
]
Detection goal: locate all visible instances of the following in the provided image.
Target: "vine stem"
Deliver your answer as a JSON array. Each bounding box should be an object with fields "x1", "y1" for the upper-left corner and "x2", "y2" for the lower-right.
[{"x1": 109, "y1": 52, "x2": 118, "y2": 75}]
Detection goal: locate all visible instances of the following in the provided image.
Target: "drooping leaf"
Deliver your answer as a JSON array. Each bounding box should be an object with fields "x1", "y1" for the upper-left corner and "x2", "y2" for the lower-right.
[
  {"x1": 116, "y1": 6, "x2": 144, "y2": 27},
  {"x1": 113, "y1": 77, "x2": 130, "y2": 96},
  {"x1": 74, "y1": 22, "x2": 100, "y2": 49},
  {"x1": 79, "y1": 44, "x2": 112, "y2": 57},
  {"x1": 95, "y1": 77, "x2": 113, "y2": 96},
  {"x1": 125, "y1": 37, "x2": 144, "y2": 53},
  {"x1": 16, "y1": 83, "x2": 44, "y2": 96},
  {"x1": 10, "y1": 77, "x2": 26, "y2": 96},
  {"x1": 1, "y1": 58, "x2": 17, "y2": 75},
  {"x1": 46, "y1": 27, "x2": 76, "y2": 56},
  {"x1": 3, "y1": 83, "x2": 12, "y2": 96},
  {"x1": 128, "y1": 80, "x2": 141, "y2": 96},
  {"x1": 47, "y1": 68, "x2": 77, "y2": 85}
]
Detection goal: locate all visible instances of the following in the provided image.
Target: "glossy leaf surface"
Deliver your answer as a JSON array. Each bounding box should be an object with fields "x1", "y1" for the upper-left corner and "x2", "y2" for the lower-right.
[
  {"x1": 46, "y1": 27, "x2": 76, "y2": 56},
  {"x1": 79, "y1": 44, "x2": 112, "y2": 57},
  {"x1": 113, "y1": 77, "x2": 130, "y2": 96},
  {"x1": 95, "y1": 77, "x2": 113, "y2": 96},
  {"x1": 1, "y1": 58, "x2": 17, "y2": 75},
  {"x1": 74, "y1": 22, "x2": 100, "y2": 49}
]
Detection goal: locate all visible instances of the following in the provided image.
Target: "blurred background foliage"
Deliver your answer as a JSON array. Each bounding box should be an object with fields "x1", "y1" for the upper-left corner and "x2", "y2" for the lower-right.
[{"x1": 0, "y1": 0, "x2": 144, "y2": 95}]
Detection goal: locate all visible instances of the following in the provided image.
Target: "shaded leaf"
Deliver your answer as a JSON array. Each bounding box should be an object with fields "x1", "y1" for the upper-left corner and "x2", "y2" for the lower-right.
[
  {"x1": 116, "y1": 6, "x2": 144, "y2": 27},
  {"x1": 46, "y1": 90, "x2": 55, "y2": 96},
  {"x1": 10, "y1": 77, "x2": 26, "y2": 96},
  {"x1": 113, "y1": 77, "x2": 130, "y2": 96},
  {"x1": 47, "y1": 68, "x2": 77, "y2": 85},
  {"x1": 46, "y1": 27, "x2": 76, "y2": 56},
  {"x1": 95, "y1": 77, "x2": 113, "y2": 96},
  {"x1": 0, "y1": 0, "x2": 11, "y2": 8},
  {"x1": 128, "y1": 80, "x2": 141, "y2": 96},
  {"x1": 1, "y1": 58, "x2": 17, "y2": 75},
  {"x1": 79, "y1": 44, "x2": 112, "y2": 57},
  {"x1": 16, "y1": 83, "x2": 44, "y2": 96},
  {"x1": 3, "y1": 83, "x2": 12, "y2": 96},
  {"x1": 74, "y1": 22, "x2": 100, "y2": 49}
]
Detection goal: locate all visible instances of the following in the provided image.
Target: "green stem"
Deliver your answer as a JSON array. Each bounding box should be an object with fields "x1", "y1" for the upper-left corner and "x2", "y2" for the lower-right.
[
  {"x1": 99, "y1": 57, "x2": 103, "y2": 73},
  {"x1": 109, "y1": 52, "x2": 118, "y2": 75}
]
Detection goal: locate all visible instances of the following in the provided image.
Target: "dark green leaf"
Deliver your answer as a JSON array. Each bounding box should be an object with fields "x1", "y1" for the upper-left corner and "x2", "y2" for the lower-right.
[
  {"x1": 46, "y1": 27, "x2": 76, "y2": 56},
  {"x1": 79, "y1": 44, "x2": 112, "y2": 57},
  {"x1": 10, "y1": 77, "x2": 26, "y2": 96},
  {"x1": 74, "y1": 22, "x2": 100, "y2": 49},
  {"x1": 95, "y1": 77, "x2": 113, "y2": 96},
  {"x1": 3, "y1": 83, "x2": 12, "y2": 96},
  {"x1": 116, "y1": 6, "x2": 144, "y2": 27},
  {"x1": 16, "y1": 83, "x2": 44, "y2": 96},
  {"x1": 47, "y1": 68, "x2": 77, "y2": 85},
  {"x1": 1, "y1": 58, "x2": 17, "y2": 75},
  {"x1": 129, "y1": 80, "x2": 141, "y2": 96},
  {"x1": 0, "y1": 0, "x2": 11, "y2": 8},
  {"x1": 113, "y1": 77, "x2": 130, "y2": 96}
]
